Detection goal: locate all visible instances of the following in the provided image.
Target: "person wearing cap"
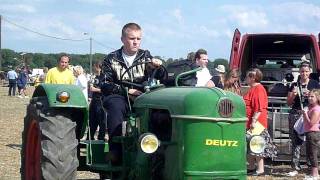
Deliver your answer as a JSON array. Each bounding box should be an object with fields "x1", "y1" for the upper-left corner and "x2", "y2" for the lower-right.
[
  {"x1": 194, "y1": 49, "x2": 214, "y2": 87},
  {"x1": 212, "y1": 64, "x2": 226, "y2": 89}
]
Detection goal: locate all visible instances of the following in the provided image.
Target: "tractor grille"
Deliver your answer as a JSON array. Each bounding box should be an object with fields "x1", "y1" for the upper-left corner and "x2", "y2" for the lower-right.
[{"x1": 218, "y1": 99, "x2": 234, "y2": 118}]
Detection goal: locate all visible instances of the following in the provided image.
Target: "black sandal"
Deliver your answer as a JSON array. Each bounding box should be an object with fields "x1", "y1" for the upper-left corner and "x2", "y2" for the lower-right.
[{"x1": 247, "y1": 169, "x2": 256, "y2": 175}]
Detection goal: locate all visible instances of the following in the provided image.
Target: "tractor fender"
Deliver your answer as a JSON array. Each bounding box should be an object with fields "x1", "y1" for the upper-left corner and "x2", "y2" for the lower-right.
[
  {"x1": 32, "y1": 84, "x2": 89, "y2": 139},
  {"x1": 33, "y1": 84, "x2": 88, "y2": 108}
]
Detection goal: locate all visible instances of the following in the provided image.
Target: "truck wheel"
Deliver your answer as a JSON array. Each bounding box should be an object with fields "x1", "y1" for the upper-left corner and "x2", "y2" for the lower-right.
[{"x1": 21, "y1": 97, "x2": 79, "y2": 180}]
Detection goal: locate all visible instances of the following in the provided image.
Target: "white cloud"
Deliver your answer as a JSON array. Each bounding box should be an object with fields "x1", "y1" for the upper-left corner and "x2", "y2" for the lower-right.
[
  {"x1": 238, "y1": 11, "x2": 268, "y2": 28},
  {"x1": 143, "y1": 24, "x2": 176, "y2": 45},
  {"x1": 199, "y1": 26, "x2": 220, "y2": 38},
  {"x1": 77, "y1": 0, "x2": 112, "y2": 5},
  {"x1": 144, "y1": 24, "x2": 175, "y2": 36},
  {"x1": 92, "y1": 13, "x2": 121, "y2": 37},
  {"x1": 49, "y1": 21, "x2": 78, "y2": 37},
  {"x1": 273, "y1": 2, "x2": 320, "y2": 21},
  {"x1": 5, "y1": 17, "x2": 82, "y2": 41},
  {"x1": 224, "y1": 29, "x2": 234, "y2": 39},
  {"x1": 172, "y1": 8, "x2": 183, "y2": 24},
  {"x1": 219, "y1": 2, "x2": 320, "y2": 34},
  {"x1": 0, "y1": 4, "x2": 36, "y2": 13},
  {"x1": 220, "y1": 5, "x2": 268, "y2": 29},
  {"x1": 24, "y1": 18, "x2": 79, "y2": 38},
  {"x1": 269, "y1": 2, "x2": 320, "y2": 31}
]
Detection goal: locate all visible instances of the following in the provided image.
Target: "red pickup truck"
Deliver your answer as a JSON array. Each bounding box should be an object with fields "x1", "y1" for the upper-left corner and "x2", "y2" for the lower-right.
[{"x1": 229, "y1": 29, "x2": 320, "y2": 161}]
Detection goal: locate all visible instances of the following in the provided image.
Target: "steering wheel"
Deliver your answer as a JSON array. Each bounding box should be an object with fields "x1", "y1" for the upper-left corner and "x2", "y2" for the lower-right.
[{"x1": 119, "y1": 60, "x2": 168, "y2": 92}]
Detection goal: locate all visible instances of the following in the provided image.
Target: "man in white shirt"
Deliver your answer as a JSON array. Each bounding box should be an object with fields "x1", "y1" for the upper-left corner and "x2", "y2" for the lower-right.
[
  {"x1": 194, "y1": 49, "x2": 215, "y2": 87},
  {"x1": 7, "y1": 67, "x2": 18, "y2": 96}
]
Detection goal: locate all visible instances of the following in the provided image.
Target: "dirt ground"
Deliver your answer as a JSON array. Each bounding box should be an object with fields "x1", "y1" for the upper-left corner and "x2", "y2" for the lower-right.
[
  {"x1": 0, "y1": 84, "x2": 312, "y2": 179},
  {"x1": 0, "y1": 85, "x2": 99, "y2": 179}
]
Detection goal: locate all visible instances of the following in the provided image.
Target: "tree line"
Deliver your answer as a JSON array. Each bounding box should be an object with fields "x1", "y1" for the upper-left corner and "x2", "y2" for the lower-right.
[{"x1": 0, "y1": 49, "x2": 229, "y2": 73}]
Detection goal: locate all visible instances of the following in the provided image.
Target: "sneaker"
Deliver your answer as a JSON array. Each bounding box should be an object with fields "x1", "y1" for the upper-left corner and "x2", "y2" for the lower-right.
[
  {"x1": 24, "y1": 96, "x2": 29, "y2": 98},
  {"x1": 294, "y1": 165, "x2": 302, "y2": 171},
  {"x1": 17, "y1": 95, "x2": 23, "y2": 98},
  {"x1": 251, "y1": 171, "x2": 265, "y2": 176},
  {"x1": 303, "y1": 175, "x2": 318, "y2": 180},
  {"x1": 286, "y1": 170, "x2": 298, "y2": 177}
]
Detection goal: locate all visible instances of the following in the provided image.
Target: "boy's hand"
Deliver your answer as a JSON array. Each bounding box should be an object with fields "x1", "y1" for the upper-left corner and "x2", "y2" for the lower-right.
[{"x1": 151, "y1": 58, "x2": 162, "y2": 67}]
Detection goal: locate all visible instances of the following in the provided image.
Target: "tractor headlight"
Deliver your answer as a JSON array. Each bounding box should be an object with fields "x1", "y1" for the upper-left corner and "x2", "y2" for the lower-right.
[
  {"x1": 139, "y1": 133, "x2": 159, "y2": 154},
  {"x1": 249, "y1": 135, "x2": 266, "y2": 154},
  {"x1": 56, "y1": 91, "x2": 70, "y2": 103}
]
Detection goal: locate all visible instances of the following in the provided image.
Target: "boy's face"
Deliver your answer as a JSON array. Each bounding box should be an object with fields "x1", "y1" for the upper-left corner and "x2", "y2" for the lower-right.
[{"x1": 121, "y1": 29, "x2": 142, "y2": 56}]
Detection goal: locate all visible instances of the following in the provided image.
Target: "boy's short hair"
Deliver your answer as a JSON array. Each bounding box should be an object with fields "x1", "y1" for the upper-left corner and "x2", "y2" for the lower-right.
[{"x1": 121, "y1": 23, "x2": 141, "y2": 37}]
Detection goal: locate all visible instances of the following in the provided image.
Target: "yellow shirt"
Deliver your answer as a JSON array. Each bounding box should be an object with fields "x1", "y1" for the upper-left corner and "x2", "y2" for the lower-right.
[{"x1": 45, "y1": 67, "x2": 75, "y2": 84}]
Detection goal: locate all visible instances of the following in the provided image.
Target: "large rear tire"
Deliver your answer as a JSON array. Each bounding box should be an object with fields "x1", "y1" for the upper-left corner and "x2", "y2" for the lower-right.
[{"x1": 21, "y1": 97, "x2": 79, "y2": 180}]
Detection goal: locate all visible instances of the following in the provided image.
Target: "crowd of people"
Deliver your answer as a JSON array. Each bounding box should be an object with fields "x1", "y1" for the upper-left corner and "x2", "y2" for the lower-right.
[
  {"x1": 6, "y1": 66, "x2": 33, "y2": 98},
  {"x1": 5, "y1": 22, "x2": 320, "y2": 179}
]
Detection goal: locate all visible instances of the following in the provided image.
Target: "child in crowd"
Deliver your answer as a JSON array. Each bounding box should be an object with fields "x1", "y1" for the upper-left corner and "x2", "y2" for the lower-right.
[
  {"x1": 302, "y1": 89, "x2": 320, "y2": 178},
  {"x1": 73, "y1": 65, "x2": 88, "y2": 102},
  {"x1": 224, "y1": 68, "x2": 241, "y2": 95}
]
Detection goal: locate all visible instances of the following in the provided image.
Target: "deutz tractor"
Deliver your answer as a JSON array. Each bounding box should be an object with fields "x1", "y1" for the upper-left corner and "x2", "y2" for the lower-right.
[{"x1": 21, "y1": 64, "x2": 250, "y2": 180}]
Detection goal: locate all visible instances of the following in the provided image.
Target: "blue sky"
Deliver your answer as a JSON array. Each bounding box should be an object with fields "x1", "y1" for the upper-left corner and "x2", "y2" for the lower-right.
[{"x1": 1, "y1": 0, "x2": 320, "y2": 60}]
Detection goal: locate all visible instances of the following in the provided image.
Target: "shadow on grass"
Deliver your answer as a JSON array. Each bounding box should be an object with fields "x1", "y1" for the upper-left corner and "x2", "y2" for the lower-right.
[{"x1": 6, "y1": 143, "x2": 22, "y2": 150}]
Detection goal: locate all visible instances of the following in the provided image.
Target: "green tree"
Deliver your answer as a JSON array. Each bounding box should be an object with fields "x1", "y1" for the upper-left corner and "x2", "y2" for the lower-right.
[
  {"x1": 1, "y1": 49, "x2": 20, "y2": 71},
  {"x1": 31, "y1": 53, "x2": 45, "y2": 68}
]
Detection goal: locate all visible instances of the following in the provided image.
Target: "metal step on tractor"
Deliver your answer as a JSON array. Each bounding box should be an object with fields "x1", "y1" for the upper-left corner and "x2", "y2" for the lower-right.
[{"x1": 21, "y1": 63, "x2": 251, "y2": 180}]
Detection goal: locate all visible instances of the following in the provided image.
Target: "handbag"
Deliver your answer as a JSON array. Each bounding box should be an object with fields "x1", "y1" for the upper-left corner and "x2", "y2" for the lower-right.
[
  {"x1": 293, "y1": 113, "x2": 306, "y2": 141},
  {"x1": 293, "y1": 115, "x2": 304, "y2": 135}
]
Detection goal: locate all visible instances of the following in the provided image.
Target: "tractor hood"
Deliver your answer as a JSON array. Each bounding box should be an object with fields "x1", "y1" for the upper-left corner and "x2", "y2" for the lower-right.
[
  {"x1": 134, "y1": 87, "x2": 247, "y2": 179},
  {"x1": 133, "y1": 87, "x2": 246, "y2": 119}
]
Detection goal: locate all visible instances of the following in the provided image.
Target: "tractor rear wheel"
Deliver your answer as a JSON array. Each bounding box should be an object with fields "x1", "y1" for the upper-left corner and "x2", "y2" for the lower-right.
[{"x1": 21, "y1": 97, "x2": 79, "y2": 180}]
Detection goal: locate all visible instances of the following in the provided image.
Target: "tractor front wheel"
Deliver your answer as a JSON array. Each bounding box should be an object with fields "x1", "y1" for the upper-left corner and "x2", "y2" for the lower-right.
[{"x1": 21, "y1": 97, "x2": 79, "y2": 180}]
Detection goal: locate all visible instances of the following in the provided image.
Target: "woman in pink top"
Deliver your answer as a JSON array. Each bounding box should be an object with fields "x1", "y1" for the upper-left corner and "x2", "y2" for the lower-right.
[{"x1": 302, "y1": 89, "x2": 320, "y2": 178}]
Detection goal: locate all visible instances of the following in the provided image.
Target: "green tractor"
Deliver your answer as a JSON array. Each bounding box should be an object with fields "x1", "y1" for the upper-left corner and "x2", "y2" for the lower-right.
[{"x1": 21, "y1": 65, "x2": 249, "y2": 180}]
